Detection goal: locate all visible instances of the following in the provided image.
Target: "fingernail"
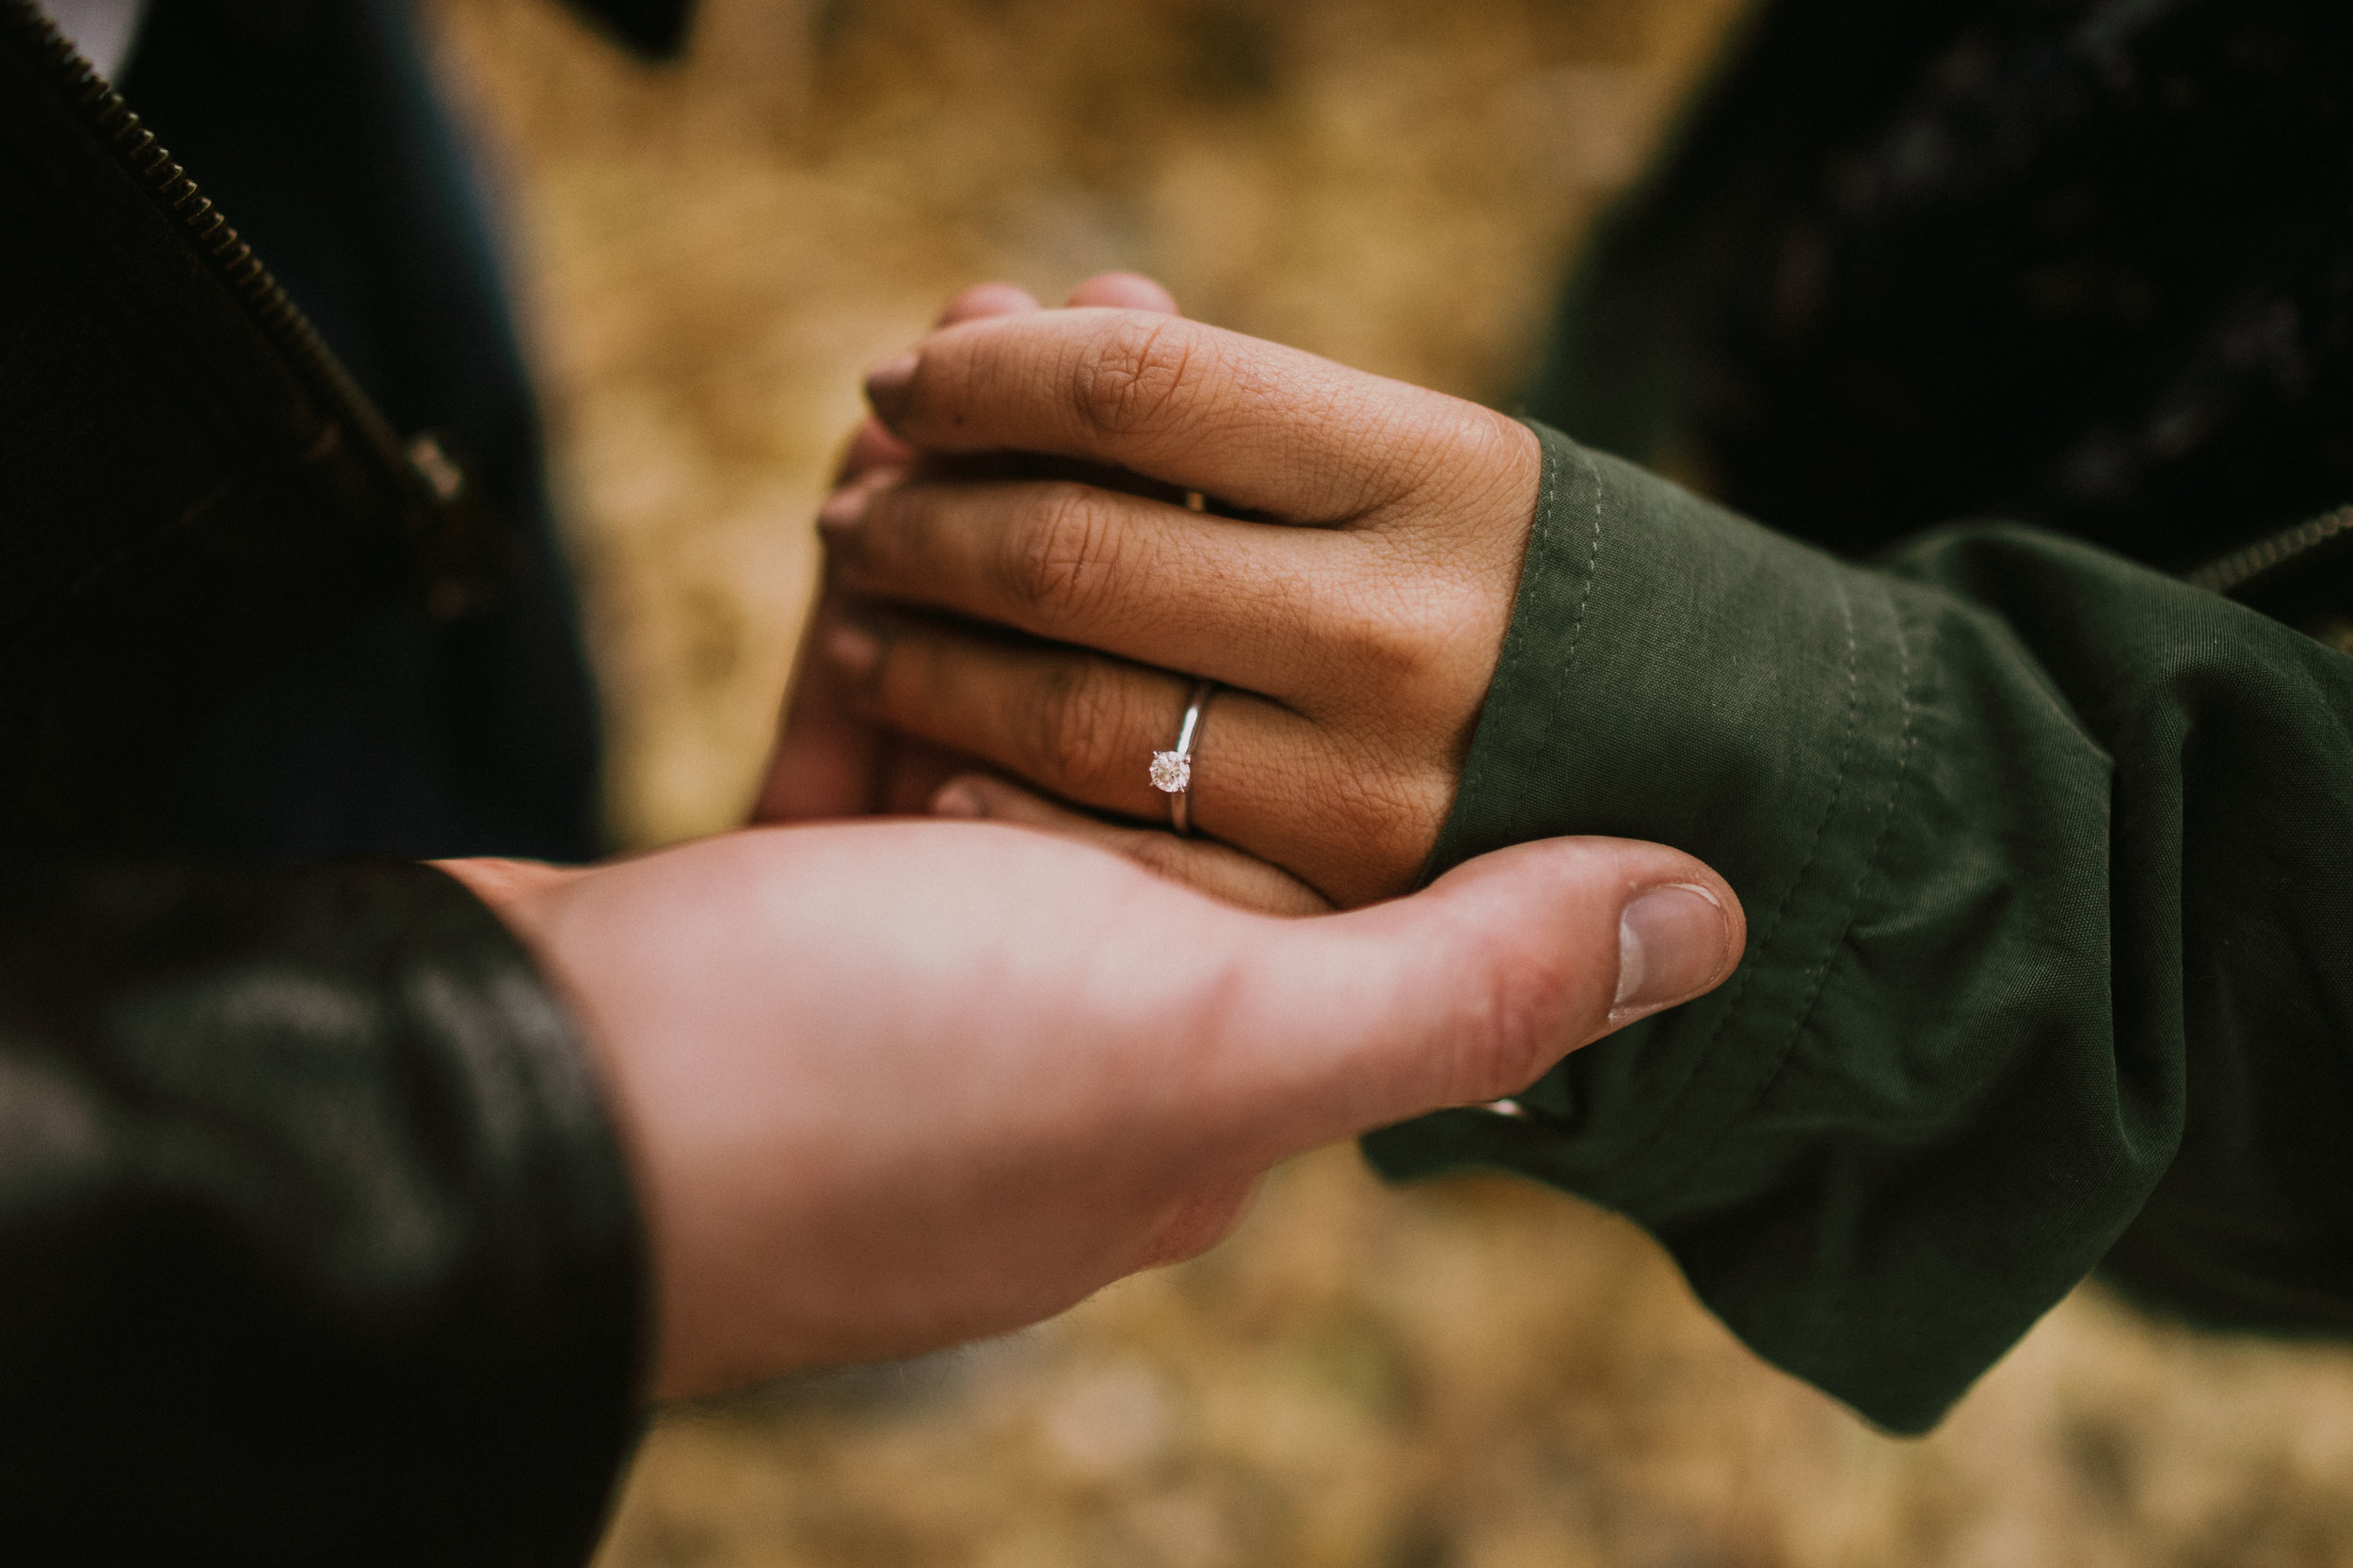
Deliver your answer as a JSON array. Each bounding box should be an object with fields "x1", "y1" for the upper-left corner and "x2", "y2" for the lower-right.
[
  {"x1": 864, "y1": 352, "x2": 919, "y2": 424},
  {"x1": 817, "y1": 486, "x2": 869, "y2": 536},
  {"x1": 931, "y1": 782, "x2": 984, "y2": 819},
  {"x1": 823, "y1": 621, "x2": 880, "y2": 681},
  {"x1": 1613, "y1": 884, "x2": 1730, "y2": 1016}
]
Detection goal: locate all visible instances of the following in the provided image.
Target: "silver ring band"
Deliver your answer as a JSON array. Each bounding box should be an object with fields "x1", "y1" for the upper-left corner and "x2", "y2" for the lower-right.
[{"x1": 1148, "y1": 679, "x2": 1216, "y2": 837}]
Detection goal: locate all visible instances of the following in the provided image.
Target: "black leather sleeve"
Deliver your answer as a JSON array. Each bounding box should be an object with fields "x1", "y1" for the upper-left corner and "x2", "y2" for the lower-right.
[{"x1": 0, "y1": 859, "x2": 648, "y2": 1566}]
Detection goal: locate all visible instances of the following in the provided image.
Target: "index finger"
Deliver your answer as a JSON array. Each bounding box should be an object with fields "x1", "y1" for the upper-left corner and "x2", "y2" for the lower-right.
[{"x1": 862, "y1": 309, "x2": 1478, "y2": 523}]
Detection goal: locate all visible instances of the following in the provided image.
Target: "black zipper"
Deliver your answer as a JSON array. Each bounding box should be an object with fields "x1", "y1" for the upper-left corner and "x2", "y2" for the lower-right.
[{"x1": 4, "y1": 0, "x2": 494, "y2": 608}]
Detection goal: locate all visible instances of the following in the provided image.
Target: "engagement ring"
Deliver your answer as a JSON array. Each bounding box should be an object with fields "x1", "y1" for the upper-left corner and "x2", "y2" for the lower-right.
[{"x1": 1151, "y1": 679, "x2": 1216, "y2": 836}]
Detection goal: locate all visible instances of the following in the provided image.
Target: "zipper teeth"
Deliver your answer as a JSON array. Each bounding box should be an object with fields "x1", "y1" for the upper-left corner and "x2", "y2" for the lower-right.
[
  {"x1": 6, "y1": 0, "x2": 417, "y2": 489},
  {"x1": 2185, "y1": 503, "x2": 2353, "y2": 598}
]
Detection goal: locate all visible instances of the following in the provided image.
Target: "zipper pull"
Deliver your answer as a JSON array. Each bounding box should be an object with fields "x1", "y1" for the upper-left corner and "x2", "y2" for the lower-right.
[{"x1": 406, "y1": 432, "x2": 512, "y2": 620}]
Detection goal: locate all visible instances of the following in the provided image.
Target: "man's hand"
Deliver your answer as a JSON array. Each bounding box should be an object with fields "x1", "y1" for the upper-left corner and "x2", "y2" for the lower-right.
[
  {"x1": 443, "y1": 824, "x2": 1741, "y2": 1402},
  {"x1": 776, "y1": 304, "x2": 1541, "y2": 908}
]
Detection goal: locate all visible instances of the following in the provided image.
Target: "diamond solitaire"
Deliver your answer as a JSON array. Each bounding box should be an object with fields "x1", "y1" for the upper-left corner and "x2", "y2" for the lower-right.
[
  {"x1": 1149, "y1": 749, "x2": 1191, "y2": 793},
  {"x1": 1155, "y1": 679, "x2": 1216, "y2": 835}
]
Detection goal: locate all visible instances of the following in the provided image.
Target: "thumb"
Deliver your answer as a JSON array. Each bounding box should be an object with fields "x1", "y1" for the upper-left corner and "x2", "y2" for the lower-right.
[{"x1": 1218, "y1": 837, "x2": 1743, "y2": 1150}]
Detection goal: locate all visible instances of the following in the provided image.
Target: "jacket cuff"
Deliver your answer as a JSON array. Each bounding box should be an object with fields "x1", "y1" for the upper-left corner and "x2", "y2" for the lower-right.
[
  {"x1": 0, "y1": 859, "x2": 648, "y2": 1563},
  {"x1": 1365, "y1": 423, "x2": 2001, "y2": 1433}
]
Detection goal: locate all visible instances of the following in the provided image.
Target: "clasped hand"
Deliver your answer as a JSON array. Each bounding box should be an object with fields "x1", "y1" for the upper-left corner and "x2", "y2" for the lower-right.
[
  {"x1": 760, "y1": 275, "x2": 1540, "y2": 910},
  {"x1": 440, "y1": 278, "x2": 1743, "y2": 1411}
]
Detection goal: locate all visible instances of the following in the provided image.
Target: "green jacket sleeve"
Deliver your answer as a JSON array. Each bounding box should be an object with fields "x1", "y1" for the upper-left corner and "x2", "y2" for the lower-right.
[{"x1": 1364, "y1": 421, "x2": 2353, "y2": 1434}]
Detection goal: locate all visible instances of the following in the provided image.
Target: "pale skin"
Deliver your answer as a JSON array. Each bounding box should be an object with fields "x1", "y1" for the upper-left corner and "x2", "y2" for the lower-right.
[
  {"x1": 435, "y1": 279, "x2": 1744, "y2": 1409},
  {"x1": 443, "y1": 827, "x2": 1741, "y2": 1401},
  {"x1": 756, "y1": 274, "x2": 1541, "y2": 912}
]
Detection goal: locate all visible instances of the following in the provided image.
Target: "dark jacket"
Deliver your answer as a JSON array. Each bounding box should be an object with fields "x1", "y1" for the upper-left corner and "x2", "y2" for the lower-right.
[
  {"x1": 0, "y1": 2, "x2": 690, "y2": 1560},
  {"x1": 8, "y1": 0, "x2": 2349, "y2": 1560},
  {"x1": 1370, "y1": 0, "x2": 2353, "y2": 1435}
]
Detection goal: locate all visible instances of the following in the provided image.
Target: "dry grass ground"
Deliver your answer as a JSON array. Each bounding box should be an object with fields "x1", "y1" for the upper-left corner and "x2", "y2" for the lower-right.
[{"x1": 420, "y1": 2, "x2": 2353, "y2": 1563}]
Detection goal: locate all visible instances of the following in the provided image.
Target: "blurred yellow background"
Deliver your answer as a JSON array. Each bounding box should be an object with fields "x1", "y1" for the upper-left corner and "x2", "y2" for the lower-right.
[{"x1": 421, "y1": 1, "x2": 2353, "y2": 1563}]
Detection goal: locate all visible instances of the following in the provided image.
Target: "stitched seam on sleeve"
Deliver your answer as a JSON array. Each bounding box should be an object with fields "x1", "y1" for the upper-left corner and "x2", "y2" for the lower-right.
[
  {"x1": 1500, "y1": 424, "x2": 1567, "y2": 713},
  {"x1": 1619, "y1": 570, "x2": 1867, "y2": 1196},
  {"x1": 1560, "y1": 441, "x2": 1606, "y2": 675},
  {"x1": 1688, "y1": 583, "x2": 1922, "y2": 1188}
]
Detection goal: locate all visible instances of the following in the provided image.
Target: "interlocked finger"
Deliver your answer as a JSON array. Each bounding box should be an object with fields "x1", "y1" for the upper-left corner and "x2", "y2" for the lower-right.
[
  {"x1": 866, "y1": 309, "x2": 1462, "y2": 523},
  {"x1": 827, "y1": 477, "x2": 1345, "y2": 700},
  {"x1": 930, "y1": 773, "x2": 1333, "y2": 917},
  {"x1": 829, "y1": 610, "x2": 1379, "y2": 889}
]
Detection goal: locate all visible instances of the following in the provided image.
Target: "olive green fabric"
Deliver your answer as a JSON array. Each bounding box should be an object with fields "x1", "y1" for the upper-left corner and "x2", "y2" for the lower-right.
[{"x1": 1363, "y1": 422, "x2": 2353, "y2": 1434}]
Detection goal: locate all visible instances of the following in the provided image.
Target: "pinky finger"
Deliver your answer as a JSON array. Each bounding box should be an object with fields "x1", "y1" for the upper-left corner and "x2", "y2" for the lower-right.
[
  {"x1": 834, "y1": 418, "x2": 918, "y2": 486},
  {"x1": 929, "y1": 774, "x2": 1333, "y2": 918},
  {"x1": 1063, "y1": 272, "x2": 1179, "y2": 313}
]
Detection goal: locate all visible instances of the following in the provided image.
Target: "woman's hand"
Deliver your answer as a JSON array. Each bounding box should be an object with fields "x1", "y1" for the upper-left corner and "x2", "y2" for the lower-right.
[
  {"x1": 755, "y1": 272, "x2": 1189, "y2": 824},
  {"x1": 772, "y1": 304, "x2": 1540, "y2": 908},
  {"x1": 445, "y1": 824, "x2": 1742, "y2": 1402}
]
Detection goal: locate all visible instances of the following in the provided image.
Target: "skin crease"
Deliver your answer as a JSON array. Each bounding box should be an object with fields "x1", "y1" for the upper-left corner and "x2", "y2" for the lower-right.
[
  {"x1": 754, "y1": 275, "x2": 1252, "y2": 878},
  {"x1": 439, "y1": 827, "x2": 1741, "y2": 1403},
  {"x1": 766, "y1": 275, "x2": 1340, "y2": 915},
  {"x1": 457, "y1": 278, "x2": 1742, "y2": 1408},
  {"x1": 753, "y1": 274, "x2": 1542, "y2": 912}
]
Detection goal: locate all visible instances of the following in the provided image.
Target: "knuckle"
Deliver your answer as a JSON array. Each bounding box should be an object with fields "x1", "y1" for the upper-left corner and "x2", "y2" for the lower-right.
[
  {"x1": 832, "y1": 494, "x2": 904, "y2": 585},
  {"x1": 1337, "y1": 613, "x2": 1425, "y2": 687},
  {"x1": 1013, "y1": 657, "x2": 1126, "y2": 785},
  {"x1": 1004, "y1": 484, "x2": 1121, "y2": 622},
  {"x1": 1450, "y1": 942, "x2": 1584, "y2": 1102},
  {"x1": 1322, "y1": 580, "x2": 1446, "y2": 687},
  {"x1": 1070, "y1": 314, "x2": 1207, "y2": 440}
]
